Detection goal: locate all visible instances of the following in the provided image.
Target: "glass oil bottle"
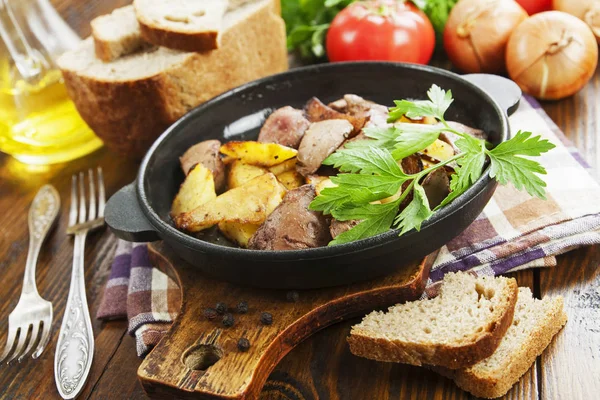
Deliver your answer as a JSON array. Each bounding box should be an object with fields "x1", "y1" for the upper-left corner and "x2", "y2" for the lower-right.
[{"x1": 0, "y1": 0, "x2": 102, "y2": 164}]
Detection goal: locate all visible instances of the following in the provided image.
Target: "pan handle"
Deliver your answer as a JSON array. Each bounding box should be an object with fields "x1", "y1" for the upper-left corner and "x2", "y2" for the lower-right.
[
  {"x1": 462, "y1": 74, "x2": 522, "y2": 117},
  {"x1": 105, "y1": 182, "x2": 161, "y2": 242}
]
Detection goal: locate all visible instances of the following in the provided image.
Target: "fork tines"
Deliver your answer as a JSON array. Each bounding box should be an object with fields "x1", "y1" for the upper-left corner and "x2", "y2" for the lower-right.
[
  {"x1": 68, "y1": 167, "x2": 105, "y2": 233},
  {"x1": 0, "y1": 318, "x2": 52, "y2": 364}
]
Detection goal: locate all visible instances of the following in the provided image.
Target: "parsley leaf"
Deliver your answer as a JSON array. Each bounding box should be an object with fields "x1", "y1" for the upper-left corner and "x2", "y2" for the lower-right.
[
  {"x1": 309, "y1": 186, "x2": 380, "y2": 215},
  {"x1": 428, "y1": 84, "x2": 454, "y2": 114},
  {"x1": 282, "y1": 0, "x2": 356, "y2": 60},
  {"x1": 393, "y1": 183, "x2": 433, "y2": 235},
  {"x1": 387, "y1": 84, "x2": 453, "y2": 122},
  {"x1": 486, "y1": 131, "x2": 556, "y2": 199},
  {"x1": 311, "y1": 146, "x2": 410, "y2": 216},
  {"x1": 391, "y1": 123, "x2": 443, "y2": 160},
  {"x1": 345, "y1": 126, "x2": 398, "y2": 151},
  {"x1": 488, "y1": 130, "x2": 556, "y2": 157},
  {"x1": 324, "y1": 146, "x2": 406, "y2": 176},
  {"x1": 331, "y1": 174, "x2": 407, "y2": 197},
  {"x1": 329, "y1": 200, "x2": 402, "y2": 246},
  {"x1": 436, "y1": 134, "x2": 486, "y2": 208}
]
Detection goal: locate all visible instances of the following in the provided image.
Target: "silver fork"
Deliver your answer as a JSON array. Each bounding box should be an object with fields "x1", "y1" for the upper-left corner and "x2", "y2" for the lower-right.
[
  {"x1": 54, "y1": 168, "x2": 105, "y2": 400},
  {"x1": 0, "y1": 185, "x2": 60, "y2": 364}
]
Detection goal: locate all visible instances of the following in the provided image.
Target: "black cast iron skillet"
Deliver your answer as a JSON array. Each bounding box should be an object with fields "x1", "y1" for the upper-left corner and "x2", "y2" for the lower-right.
[{"x1": 105, "y1": 62, "x2": 521, "y2": 289}]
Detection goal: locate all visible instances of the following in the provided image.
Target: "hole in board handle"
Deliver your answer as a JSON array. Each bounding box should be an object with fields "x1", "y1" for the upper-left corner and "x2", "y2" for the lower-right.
[{"x1": 182, "y1": 344, "x2": 223, "y2": 371}]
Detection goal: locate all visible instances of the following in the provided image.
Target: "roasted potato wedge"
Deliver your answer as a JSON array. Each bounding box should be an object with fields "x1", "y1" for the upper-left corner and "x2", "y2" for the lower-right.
[
  {"x1": 277, "y1": 170, "x2": 304, "y2": 190},
  {"x1": 422, "y1": 139, "x2": 455, "y2": 163},
  {"x1": 220, "y1": 141, "x2": 297, "y2": 167},
  {"x1": 174, "y1": 173, "x2": 285, "y2": 232},
  {"x1": 398, "y1": 115, "x2": 437, "y2": 125},
  {"x1": 228, "y1": 160, "x2": 267, "y2": 189},
  {"x1": 314, "y1": 177, "x2": 337, "y2": 196},
  {"x1": 305, "y1": 174, "x2": 331, "y2": 187},
  {"x1": 268, "y1": 158, "x2": 297, "y2": 175},
  {"x1": 218, "y1": 221, "x2": 260, "y2": 248},
  {"x1": 171, "y1": 164, "x2": 217, "y2": 217}
]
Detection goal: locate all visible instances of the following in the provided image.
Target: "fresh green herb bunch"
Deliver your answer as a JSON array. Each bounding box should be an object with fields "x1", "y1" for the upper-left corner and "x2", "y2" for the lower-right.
[
  {"x1": 282, "y1": 0, "x2": 356, "y2": 60},
  {"x1": 309, "y1": 85, "x2": 556, "y2": 246},
  {"x1": 412, "y1": 0, "x2": 459, "y2": 42}
]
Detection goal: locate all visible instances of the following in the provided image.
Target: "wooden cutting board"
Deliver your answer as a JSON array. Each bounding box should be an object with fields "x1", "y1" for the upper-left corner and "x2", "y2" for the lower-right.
[{"x1": 138, "y1": 242, "x2": 437, "y2": 399}]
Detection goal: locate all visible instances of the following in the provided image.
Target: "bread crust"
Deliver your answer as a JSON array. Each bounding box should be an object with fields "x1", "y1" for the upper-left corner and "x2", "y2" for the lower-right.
[
  {"x1": 60, "y1": 1, "x2": 287, "y2": 157},
  {"x1": 138, "y1": 23, "x2": 220, "y2": 52},
  {"x1": 91, "y1": 5, "x2": 145, "y2": 62},
  {"x1": 347, "y1": 278, "x2": 519, "y2": 369},
  {"x1": 91, "y1": 29, "x2": 114, "y2": 62},
  {"x1": 449, "y1": 297, "x2": 567, "y2": 398},
  {"x1": 60, "y1": 69, "x2": 173, "y2": 156}
]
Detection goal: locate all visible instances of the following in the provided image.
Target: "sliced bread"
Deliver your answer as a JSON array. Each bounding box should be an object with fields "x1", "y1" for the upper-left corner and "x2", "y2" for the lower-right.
[
  {"x1": 58, "y1": 0, "x2": 287, "y2": 157},
  {"x1": 348, "y1": 272, "x2": 519, "y2": 369},
  {"x1": 91, "y1": 5, "x2": 148, "y2": 62},
  {"x1": 134, "y1": 0, "x2": 229, "y2": 52},
  {"x1": 440, "y1": 287, "x2": 567, "y2": 399}
]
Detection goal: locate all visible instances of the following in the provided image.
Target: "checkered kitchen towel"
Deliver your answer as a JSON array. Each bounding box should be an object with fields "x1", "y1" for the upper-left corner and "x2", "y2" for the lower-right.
[
  {"x1": 97, "y1": 241, "x2": 180, "y2": 356},
  {"x1": 97, "y1": 95, "x2": 600, "y2": 356}
]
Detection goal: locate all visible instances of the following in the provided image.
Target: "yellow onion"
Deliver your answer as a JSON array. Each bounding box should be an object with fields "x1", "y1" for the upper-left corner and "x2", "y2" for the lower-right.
[
  {"x1": 443, "y1": 0, "x2": 528, "y2": 73},
  {"x1": 553, "y1": 0, "x2": 600, "y2": 44},
  {"x1": 506, "y1": 11, "x2": 598, "y2": 100}
]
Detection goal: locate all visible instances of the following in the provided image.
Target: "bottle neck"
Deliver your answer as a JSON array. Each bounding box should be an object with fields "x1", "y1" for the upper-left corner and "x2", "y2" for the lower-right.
[{"x1": 0, "y1": 0, "x2": 80, "y2": 84}]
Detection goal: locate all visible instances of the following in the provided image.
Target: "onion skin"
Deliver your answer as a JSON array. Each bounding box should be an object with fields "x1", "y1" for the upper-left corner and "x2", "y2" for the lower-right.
[
  {"x1": 506, "y1": 11, "x2": 598, "y2": 100},
  {"x1": 553, "y1": 0, "x2": 600, "y2": 44},
  {"x1": 443, "y1": 0, "x2": 528, "y2": 73}
]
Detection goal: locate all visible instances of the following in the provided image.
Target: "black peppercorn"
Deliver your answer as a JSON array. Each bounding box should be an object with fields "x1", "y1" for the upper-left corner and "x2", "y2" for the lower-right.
[
  {"x1": 215, "y1": 302, "x2": 227, "y2": 315},
  {"x1": 236, "y1": 300, "x2": 249, "y2": 314},
  {"x1": 237, "y1": 338, "x2": 250, "y2": 352},
  {"x1": 260, "y1": 312, "x2": 273, "y2": 325},
  {"x1": 222, "y1": 313, "x2": 234, "y2": 327},
  {"x1": 286, "y1": 291, "x2": 299, "y2": 302},
  {"x1": 203, "y1": 308, "x2": 218, "y2": 320}
]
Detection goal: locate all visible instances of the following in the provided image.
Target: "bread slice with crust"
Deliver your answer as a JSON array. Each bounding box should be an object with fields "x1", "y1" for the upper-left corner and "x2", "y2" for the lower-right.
[
  {"x1": 348, "y1": 272, "x2": 519, "y2": 369},
  {"x1": 57, "y1": 0, "x2": 287, "y2": 157},
  {"x1": 91, "y1": 5, "x2": 148, "y2": 62},
  {"x1": 134, "y1": 0, "x2": 229, "y2": 52},
  {"x1": 439, "y1": 287, "x2": 567, "y2": 398}
]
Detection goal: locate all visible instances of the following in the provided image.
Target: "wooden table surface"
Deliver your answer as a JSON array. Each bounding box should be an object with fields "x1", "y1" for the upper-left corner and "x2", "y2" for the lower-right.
[{"x1": 1, "y1": 1, "x2": 599, "y2": 399}]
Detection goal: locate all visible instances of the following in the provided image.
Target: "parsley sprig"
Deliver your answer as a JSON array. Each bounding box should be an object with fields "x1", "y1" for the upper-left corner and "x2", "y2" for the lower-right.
[{"x1": 310, "y1": 85, "x2": 556, "y2": 246}]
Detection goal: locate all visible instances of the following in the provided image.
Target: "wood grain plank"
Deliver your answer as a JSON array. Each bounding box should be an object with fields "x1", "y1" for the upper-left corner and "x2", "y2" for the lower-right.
[
  {"x1": 0, "y1": 149, "x2": 138, "y2": 400},
  {"x1": 87, "y1": 327, "x2": 148, "y2": 400},
  {"x1": 541, "y1": 68, "x2": 600, "y2": 180},
  {"x1": 538, "y1": 66, "x2": 600, "y2": 400},
  {"x1": 538, "y1": 247, "x2": 600, "y2": 400}
]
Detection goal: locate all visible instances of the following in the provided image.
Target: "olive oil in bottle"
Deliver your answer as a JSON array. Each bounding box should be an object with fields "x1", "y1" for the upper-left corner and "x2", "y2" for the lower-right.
[{"x1": 0, "y1": 57, "x2": 103, "y2": 164}]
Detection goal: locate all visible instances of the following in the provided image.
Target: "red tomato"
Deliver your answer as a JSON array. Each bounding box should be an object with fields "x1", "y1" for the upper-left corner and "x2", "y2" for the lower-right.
[
  {"x1": 326, "y1": 0, "x2": 435, "y2": 65},
  {"x1": 514, "y1": 0, "x2": 552, "y2": 15}
]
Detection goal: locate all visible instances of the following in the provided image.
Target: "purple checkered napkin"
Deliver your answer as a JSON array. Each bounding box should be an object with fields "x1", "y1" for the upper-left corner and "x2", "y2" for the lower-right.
[
  {"x1": 98, "y1": 95, "x2": 600, "y2": 355},
  {"x1": 97, "y1": 242, "x2": 180, "y2": 356}
]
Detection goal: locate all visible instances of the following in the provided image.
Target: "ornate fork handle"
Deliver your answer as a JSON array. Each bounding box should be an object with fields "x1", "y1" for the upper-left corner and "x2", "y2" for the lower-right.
[
  {"x1": 23, "y1": 185, "x2": 60, "y2": 295},
  {"x1": 54, "y1": 231, "x2": 94, "y2": 399}
]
